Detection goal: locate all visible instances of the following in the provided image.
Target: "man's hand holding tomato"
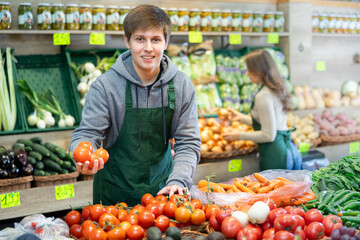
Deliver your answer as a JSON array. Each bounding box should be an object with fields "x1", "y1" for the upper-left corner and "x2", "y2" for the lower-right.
[{"x1": 73, "y1": 141, "x2": 108, "y2": 174}]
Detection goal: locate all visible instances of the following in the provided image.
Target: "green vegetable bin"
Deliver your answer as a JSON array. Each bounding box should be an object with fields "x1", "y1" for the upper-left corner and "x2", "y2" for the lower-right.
[
  {"x1": 0, "y1": 49, "x2": 26, "y2": 135},
  {"x1": 15, "y1": 53, "x2": 81, "y2": 133}
]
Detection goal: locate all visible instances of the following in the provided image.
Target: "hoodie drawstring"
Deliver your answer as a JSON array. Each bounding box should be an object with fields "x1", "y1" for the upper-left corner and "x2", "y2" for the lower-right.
[
  {"x1": 136, "y1": 85, "x2": 141, "y2": 152},
  {"x1": 160, "y1": 80, "x2": 166, "y2": 145}
]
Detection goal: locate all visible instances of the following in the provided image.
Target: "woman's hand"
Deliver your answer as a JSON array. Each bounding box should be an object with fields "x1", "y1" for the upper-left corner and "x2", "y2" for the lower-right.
[
  {"x1": 222, "y1": 132, "x2": 241, "y2": 142},
  {"x1": 227, "y1": 108, "x2": 246, "y2": 122},
  {"x1": 76, "y1": 158, "x2": 104, "y2": 174},
  {"x1": 157, "y1": 185, "x2": 191, "y2": 199}
]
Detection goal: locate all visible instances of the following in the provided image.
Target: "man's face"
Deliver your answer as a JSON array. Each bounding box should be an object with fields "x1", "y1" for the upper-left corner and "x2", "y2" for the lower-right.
[{"x1": 125, "y1": 28, "x2": 169, "y2": 74}]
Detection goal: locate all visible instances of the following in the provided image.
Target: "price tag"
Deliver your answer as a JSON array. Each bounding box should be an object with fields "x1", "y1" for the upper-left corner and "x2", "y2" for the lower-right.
[
  {"x1": 89, "y1": 33, "x2": 106, "y2": 45},
  {"x1": 228, "y1": 159, "x2": 242, "y2": 172},
  {"x1": 229, "y1": 34, "x2": 242, "y2": 45},
  {"x1": 316, "y1": 61, "x2": 326, "y2": 71},
  {"x1": 267, "y1": 33, "x2": 279, "y2": 44},
  {"x1": 0, "y1": 192, "x2": 20, "y2": 208},
  {"x1": 55, "y1": 184, "x2": 75, "y2": 200},
  {"x1": 349, "y1": 142, "x2": 359, "y2": 155},
  {"x1": 53, "y1": 33, "x2": 70, "y2": 45},
  {"x1": 188, "y1": 31, "x2": 203, "y2": 43},
  {"x1": 299, "y1": 142, "x2": 311, "y2": 153}
]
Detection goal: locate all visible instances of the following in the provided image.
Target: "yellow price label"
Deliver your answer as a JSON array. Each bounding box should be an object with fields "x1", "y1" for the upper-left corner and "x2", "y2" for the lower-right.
[
  {"x1": 0, "y1": 192, "x2": 20, "y2": 208},
  {"x1": 229, "y1": 34, "x2": 242, "y2": 45},
  {"x1": 188, "y1": 31, "x2": 203, "y2": 43},
  {"x1": 228, "y1": 159, "x2": 242, "y2": 172},
  {"x1": 267, "y1": 33, "x2": 279, "y2": 44},
  {"x1": 299, "y1": 142, "x2": 311, "y2": 153},
  {"x1": 89, "y1": 33, "x2": 106, "y2": 45},
  {"x1": 53, "y1": 33, "x2": 70, "y2": 45},
  {"x1": 55, "y1": 184, "x2": 75, "y2": 200},
  {"x1": 349, "y1": 142, "x2": 359, "y2": 155},
  {"x1": 316, "y1": 61, "x2": 326, "y2": 71}
]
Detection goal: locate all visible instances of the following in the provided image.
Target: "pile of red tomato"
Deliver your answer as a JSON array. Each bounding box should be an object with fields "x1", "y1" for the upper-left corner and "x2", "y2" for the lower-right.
[
  {"x1": 208, "y1": 203, "x2": 343, "y2": 240},
  {"x1": 65, "y1": 193, "x2": 211, "y2": 240},
  {"x1": 73, "y1": 141, "x2": 109, "y2": 169}
]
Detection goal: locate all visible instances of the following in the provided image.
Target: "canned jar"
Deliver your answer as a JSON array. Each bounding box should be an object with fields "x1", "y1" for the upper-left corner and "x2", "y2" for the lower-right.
[
  {"x1": 119, "y1": 6, "x2": 130, "y2": 31},
  {"x1": 274, "y1": 11, "x2": 285, "y2": 32},
  {"x1": 0, "y1": 2, "x2": 11, "y2": 29},
  {"x1": 37, "y1": 3, "x2": 51, "y2": 30},
  {"x1": 312, "y1": 12, "x2": 319, "y2": 33},
  {"x1": 348, "y1": 14, "x2": 356, "y2": 34},
  {"x1": 106, "y1": 5, "x2": 119, "y2": 30},
  {"x1": 232, "y1": 10, "x2": 242, "y2": 32},
  {"x1": 221, "y1": 10, "x2": 232, "y2": 32},
  {"x1": 242, "y1": 10, "x2": 253, "y2": 32},
  {"x1": 93, "y1": 5, "x2": 105, "y2": 30},
  {"x1": 252, "y1": 11, "x2": 263, "y2": 32},
  {"x1": 328, "y1": 13, "x2": 337, "y2": 33},
  {"x1": 211, "y1": 9, "x2": 221, "y2": 32},
  {"x1": 79, "y1": 4, "x2": 92, "y2": 30},
  {"x1": 51, "y1": 3, "x2": 65, "y2": 30},
  {"x1": 178, "y1": 8, "x2": 189, "y2": 31},
  {"x1": 65, "y1": 4, "x2": 79, "y2": 30},
  {"x1": 318, "y1": 12, "x2": 329, "y2": 33},
  {"x1": 189, "y1": 8, "x2": 200, "y2": 31},
  {"x1": 356, "y1": 14, "x2": 360, "y2": 34},
  {"x1": 335, "y1": 14, "x2": 343, "y2": 33},
  {"x1": 200, "y1": 9, "x2": 212, "y2": 32},
  {"x1": 342, "y1": 14, "x2": 350, "y2": 34},
  {"x1": 263, "y1": 11, "x2": 274, "y2": 32},
  {"x1": 168, "y1": 8, "x2": 178, "y2": 31},
  {"x1": 18, "y1": 3, "x2": 33, "y2": 30}
]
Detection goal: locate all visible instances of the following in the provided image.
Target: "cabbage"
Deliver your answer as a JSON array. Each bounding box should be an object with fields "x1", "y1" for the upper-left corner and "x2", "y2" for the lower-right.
[
  {"x1": 341, "y1": 80, "x2": 359, "y2": 96},
  {"x1": 171, "y1": 55, "x2": 192, "y2": 79}
]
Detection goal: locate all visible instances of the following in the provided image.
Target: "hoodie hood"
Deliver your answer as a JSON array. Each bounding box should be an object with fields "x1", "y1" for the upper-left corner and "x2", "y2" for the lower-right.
[{"x1": 111, "y1": 50, "x2": 178, "y2": 88}]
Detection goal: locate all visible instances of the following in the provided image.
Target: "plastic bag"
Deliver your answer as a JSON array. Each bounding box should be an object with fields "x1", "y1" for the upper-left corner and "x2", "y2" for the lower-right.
[
  {"x1": 14, "y1": 214, "x2": 70, "y2": 240},
  {"x1": 190, "y1": 169, "x2": 313, "y2": 208},
  {"x1": 0, "y1": 227, "x2": 20, "y2": 240}
]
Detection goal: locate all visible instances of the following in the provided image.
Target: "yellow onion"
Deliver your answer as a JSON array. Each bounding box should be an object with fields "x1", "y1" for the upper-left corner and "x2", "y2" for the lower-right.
[
  {"x1": 224, "y1": 144, "x2": 233, "y2": 152},
  {"x1": 198, "y1": 118, "x2": 206, "y2": 126},
  {"x1": 207, "y1": 118, "x2": 220, "y2": 127},
  {"x1": 200, "y1": 144, "x2": 209, "y2": 153},
  {"x1": 218, "y1": 108, "x2": 230, "y2": 120},
  {"x1": 231, "y1": 121, "x2": 241, "y2": 128},
  {"x1": 233, "y1": 140, "x2": 245, "y2": 150},
  {"x1": 198, "y1": 122, "x2": 205, "y2": 131},
  {"x1": 211, "y1": 146, "x2": 223, "y2": 153},
  {"x1": 206, "y1": 140, "x2": 216, "y2": 149},
  {"x1": 216, "y1": 140, "x2": 225, "y2": 150},
  {"x1": 212, "y1": 133, "x2": 221, "y2": 142},
  {"x1": 211, "y1": 125, "x2": 221, "y2": 134},
  {"x1": 200, "y1": 130, "x2": 213, "y2": 143}
]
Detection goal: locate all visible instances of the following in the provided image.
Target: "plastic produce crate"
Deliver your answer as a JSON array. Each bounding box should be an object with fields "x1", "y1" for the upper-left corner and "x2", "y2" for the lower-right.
[
  {"x1": 15, "y1": 53, "x2": 81, "y2": 133},
  {"x1": 64, "y1": 48, "x2": 127, "y2": 119},
  {"x1": 0, "y1": 49, "x2": 26, "y2": 135}
]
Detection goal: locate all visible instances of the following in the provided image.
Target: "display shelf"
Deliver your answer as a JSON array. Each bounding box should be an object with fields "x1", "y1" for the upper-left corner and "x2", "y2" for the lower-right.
[
  {"x1": 0, "y1": 30, "x2": 290, "y2": 37},
  {"x1": 291, "y1": 105, "x2": 359, "y2": 118},
  {"x1": 312, "y1": 33, "x2": 360, "y2": 38}
]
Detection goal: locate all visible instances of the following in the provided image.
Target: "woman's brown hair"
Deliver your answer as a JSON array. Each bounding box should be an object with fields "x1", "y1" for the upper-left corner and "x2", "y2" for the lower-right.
[
  {"x1": 123, "y1": 5, "x2": 172, "y2": 42},
  {"x1": 245, "y1": 49, "x2": 291, "y2": 111}
]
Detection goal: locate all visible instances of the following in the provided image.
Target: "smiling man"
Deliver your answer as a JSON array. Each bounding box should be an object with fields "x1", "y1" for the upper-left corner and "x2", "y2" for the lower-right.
[{"x1": 70, "y1": 4, "x2": 201, "y2": 206}]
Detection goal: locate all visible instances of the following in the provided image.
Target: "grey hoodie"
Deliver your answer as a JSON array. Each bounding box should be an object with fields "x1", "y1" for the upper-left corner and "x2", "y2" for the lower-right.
[{"x1": 70, "y1": 50, "x2": 201, "y2": 188}]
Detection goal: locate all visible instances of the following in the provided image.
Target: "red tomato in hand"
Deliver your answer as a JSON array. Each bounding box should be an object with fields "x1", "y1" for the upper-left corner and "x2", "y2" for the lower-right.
[
  {"x1": 65, "y1": 210, "x2": 81, "y2": 226},
  {"x1": 155, "y1": 215, "x2": 170, "y2": 232},
  {"x1": 77, "y1": 141, "x2": 93, "y2": 152},
  {"x1": 304, "y1": 209, "x2": 323, "y2": 225},
  {"x1": 73, "y1": 147, "x2": 92, "y2": 163},
  {"x1": 305, "y1": 222, "x2": 325, "y2": 240},
  {"x1": 274, "y1": 230, "x2": 295, "y2": 240},
  {"x1": 70, "y1": 224, "x2": 83, "y2": 239},
  {"x1": 95, "y1": 148, "x2": 109, "y2": 163},
  {"x1": 221, "y1": 216, "x2": 242, "y2": 239},
  {"x1": 274, "y1": 214, "x2": 298, "y2": 232},
  {"x1": 268, "y1": 208, "x2": 287, "y2": 224},
  {"x1": 138, "y1": 210, "x2": 155, "y2": 229},
  {"x1": 322, "y1": 215, "x2": 343, "y2": 236},
  {"x1": 127, "y1": 225, "x2": 145, "y2": 240}
]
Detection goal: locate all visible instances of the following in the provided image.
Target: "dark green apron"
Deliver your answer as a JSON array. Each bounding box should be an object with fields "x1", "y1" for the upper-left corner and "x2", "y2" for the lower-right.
[
  {"x1": 251, "y1": 85, "x2": 294, "y2": 171},
  {"x1": 93, "y1": 80, "x2": 175, "y2": 206}
]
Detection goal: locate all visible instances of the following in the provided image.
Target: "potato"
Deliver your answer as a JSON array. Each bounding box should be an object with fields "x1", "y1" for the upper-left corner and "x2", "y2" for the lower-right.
[{"x1": 307, "y1": 132, "x2": 319, "y2": 140}]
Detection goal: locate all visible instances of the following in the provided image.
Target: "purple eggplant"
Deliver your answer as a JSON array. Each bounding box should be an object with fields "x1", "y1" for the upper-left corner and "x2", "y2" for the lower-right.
[
  {"x1": 0, "y1": 154, "x2": 11, "y2": 169},
  {"x1": 8, "y1": 163, "x2": 20, "y2": 178},
  {"x1": 0, "y1": 168, "x2": 8, "y2": 179},
  {"x1": 7, "y1": 150, "x2": 15, "y2": 160},
  {"x1": 15, "y1": 149, "x2": 28, "y2": 167},
  {"x1": 21, "y1": 163, "x2": 34, "y2": 176}
]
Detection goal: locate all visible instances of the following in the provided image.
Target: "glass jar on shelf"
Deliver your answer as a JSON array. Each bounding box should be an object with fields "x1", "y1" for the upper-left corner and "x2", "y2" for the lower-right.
[
  {"x1": 51, "y1": 3, "x2": 65, "y2": 30},
  {"x1": 211, "y1": 9, "x2": 221, "y2": 32},
  {"x1": 348, "y1": 14, "x2": 356, "y2": 34},
  {"x1": 19, "y1": 3, "x2": 33, "y2": 30},
  {"x1": 38, "y1": 3, "x2": 51, "y2": 30},
  {"x1": 342, "y1": 14, "x2": 350, "y2": 34},
  {"x1": 318, "y1": 12, "x2": 329, "y2": 33},
  {"x1": 335, "y1": 13, "x2": 343, "y2": 33},
  {"x1": 221, "y1": 9, "x2": 232, "y2": 32},
  {"x1": 200, "y1": 9, "x2": 212, "y2": 32},
  {"x1": 168, "y1": 8, "x2": 178, "y2": 31},
  {"x1": 231, "y1": 10, "x2": 242, "y2": 32},
  {"x1": 356, "y1": 14, "x2": 360, "y2": 34},
  {"x1": 65, "y1": 4, "x2": 79, "y2": 30},
  {"x1": 242, "y1": 10, "x2": 253, "y2": 32},
  {"x1": 79, "y1": 4, "x2": 92, "y2": 30},
  {"x1": 106, "y1": 5, "x2": 119, "y2": 30},
  {"x1": 92, "y1": 5, "x2": 105, "y2": 30},
  {"x1": 0, "y1": 2, "x2": 11, "y2": 30},
  {"x1": 189, "y1": 8, "x2": 200, "y2": 31},
  {"x1": 263, "y1": 11, "x2": 275, "y2": 32},
  {"x1": 312, "y1": 12, "x2": 319, "y2": 33},
  {"x1": 274, "y1": 11, "x2": 285, "y2": 32},
  {"x1": 119, "y1": 6, "x2": 130, "y2": 31},
  {"x1": 328, "y1": 13, "x2": 337, "y2": 33},
  {"x1": 178, "y1": 8, "x2": 189, "y2": 31},
  {"x1": 252, "y1": 11, "x2": 263, "y2": 32}
]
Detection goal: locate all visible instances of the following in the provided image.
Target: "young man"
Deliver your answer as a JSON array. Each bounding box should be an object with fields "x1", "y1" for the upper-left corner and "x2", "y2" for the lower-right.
[{"x1": 70, "y1": 4, "x2": 201, "y2": 206}]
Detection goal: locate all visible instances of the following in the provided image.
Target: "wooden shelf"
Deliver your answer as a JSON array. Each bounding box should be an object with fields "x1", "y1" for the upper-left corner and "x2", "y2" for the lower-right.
[
  {"x1": 0, "y1": 30, "x2": 290, "y2": 37},
  {"x1": 312, "y1": 0, "x2": 360, "y2": 8},
  {"x1": 291, "y1": 105, "x2": 359, "y2": 118},
  {"x1": 312, "y1": 33, "x2": 360, "y2": 38}
]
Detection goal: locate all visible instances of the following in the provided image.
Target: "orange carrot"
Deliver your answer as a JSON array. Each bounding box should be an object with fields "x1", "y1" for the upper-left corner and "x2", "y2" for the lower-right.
[
  {"x1": 276, "y1": 177, "x2": 293, "y2": 183},
  {"x1": 254, "y1": 173, "x2": 269, "y2": 183},
  {"x1": 234, "y1": 181, "x2": 256, "y2": 194},
  {"x1": 232, "y1": 185, "x2": 241, "y2": 192},
  {"x1": 257, "y1": 182, "x2": 277, "y2": 193},
  {"x1": 198, "y1": 180, "x2": 208, "y2": 188},
  {"x1": 292, "y1": 190, "x2": 316, "y2": 205}
]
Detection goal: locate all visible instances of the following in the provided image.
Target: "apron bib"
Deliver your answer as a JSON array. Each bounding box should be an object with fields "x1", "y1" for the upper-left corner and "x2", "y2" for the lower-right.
[{"x1": 93, "y1": 80, "x2": 175, "y2": 206}]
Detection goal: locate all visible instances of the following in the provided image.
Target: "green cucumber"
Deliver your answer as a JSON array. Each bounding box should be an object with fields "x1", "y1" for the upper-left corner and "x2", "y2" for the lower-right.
[
  {"x1": 16, "y1": 139, "x2": 33, "y2": 147},
  {"x1": 29, "y1": 151, "x2": 42, "y2": 161},
  {"x1": 43, "y1": 158, "x2": 62, "y2": 172},
  {"x1": 27, "y1": 156, "x2": 37, "y2": 165},
  {"x1": 60, "y1": 169, "x2": 69, "y2": 174},
  {"x1": 12, "y1": 143, "x2": 25, "y2": 151},
  {"x1": 34, "y1": 169, "x2": 45, "y2": 176},
  {"x1": 69, "y1": 166, "x2": 77, "y2": 172},
  {"x1": 35, "y1": 162, "x2": 44, "y2": 170},
  {"x1": 56, "y1": 148, "x2": 66, "y2": 159},
  {"x1": 56, "y1": 159, "x2": 64, "y2": 167},
  {"x1": 48, "y1": 151, "x2": 59, "y2": 161},
  {"x1": 30, "y1": 137, "x2": 42, "y2": 144},
  {"x1": 48, "y1": 171, "x2": 59, "y2": 175},
  {"x1": 44, "y1": 142, "x2": 59, "y2": 153},
  {"x1": 32, "y1": 143, "x2": 51, "y2": 157},
  {"x1": 63, "y1": 161, "x2": 72, "y2": 169},
  {"x1": 24, "y1": 146, "x2": 32, "y2": 152},
  {"x1": 44, "y1": 171, "x2": 51, "y2": 176}
]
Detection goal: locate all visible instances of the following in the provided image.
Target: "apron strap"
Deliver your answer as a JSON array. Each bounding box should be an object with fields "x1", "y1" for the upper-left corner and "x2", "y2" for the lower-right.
[
  {"x1": 277, "y1": 128, "x2": 296, "y2": 163},
  {"x1": 168, "y1": 79, "x2": 175, "y2": 110},
  {"x1": 125, "y1": 81, "x2": 133, "y2": 109}
]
